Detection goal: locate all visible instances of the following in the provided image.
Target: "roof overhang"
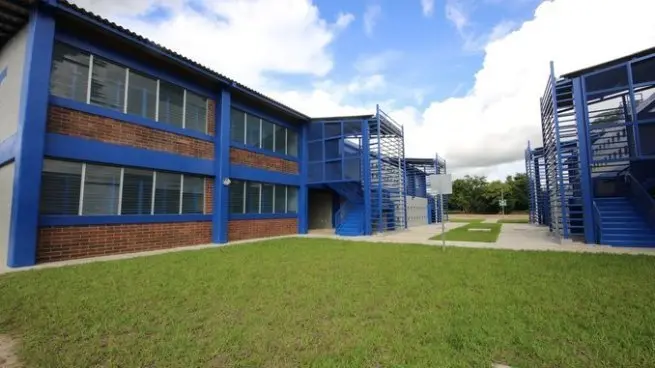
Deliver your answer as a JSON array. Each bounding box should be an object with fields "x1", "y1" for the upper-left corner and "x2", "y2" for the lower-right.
[{"x1": 0, "y1": 0, "x2": 34, "y2": 50}]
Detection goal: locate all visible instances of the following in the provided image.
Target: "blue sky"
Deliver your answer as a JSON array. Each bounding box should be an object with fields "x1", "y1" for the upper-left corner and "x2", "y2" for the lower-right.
[{"x1": 74, "y1": 0, "x2": 655, "y2": 179}]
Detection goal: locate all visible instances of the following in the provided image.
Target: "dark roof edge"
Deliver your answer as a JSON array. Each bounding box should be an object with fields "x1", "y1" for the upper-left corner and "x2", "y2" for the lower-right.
[
  {"x1": 53, "y1": 0, "x2": 311, "y2": 121},
  {"x1": 561, "y1": 45, "x2": 655, "y2": 79}
]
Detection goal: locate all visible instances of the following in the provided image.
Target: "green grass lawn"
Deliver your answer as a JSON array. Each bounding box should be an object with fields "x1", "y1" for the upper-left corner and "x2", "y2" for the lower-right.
[
  {"x1": 447, "y1": 218, "x2": 484, "y2": 223},
  {"x1": 497, "y1": 218, "x2": 530, "y2": 224},
  {"x1": 432, "y1": 222, "x2": 502, "y2": 242},
  {"x1": 2, "y1": 238, "x2": 655, "y2": 367}
]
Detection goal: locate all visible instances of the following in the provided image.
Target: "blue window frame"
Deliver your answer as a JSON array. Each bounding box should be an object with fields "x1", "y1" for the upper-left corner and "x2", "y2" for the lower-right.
[
  {"x1": 40, "y1": 159, "x2": 207, "y2": 217},
  {"x1": 230, "y1": 107, "x2": 299, "y2": 158},
  {"x1": 49, "y1": 42, "x2": 209, "y2": 134}
]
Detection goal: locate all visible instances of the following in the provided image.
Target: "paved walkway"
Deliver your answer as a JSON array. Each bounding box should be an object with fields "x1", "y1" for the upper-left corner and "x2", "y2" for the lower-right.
[{"x1": 306, "y1": 222, "x2": 655, "y2": 256}]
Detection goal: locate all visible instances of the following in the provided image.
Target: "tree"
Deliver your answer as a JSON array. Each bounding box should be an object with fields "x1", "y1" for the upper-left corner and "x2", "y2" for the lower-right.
[{"x1": 445, "y1": 172, "x2": 529, "y2": 214}]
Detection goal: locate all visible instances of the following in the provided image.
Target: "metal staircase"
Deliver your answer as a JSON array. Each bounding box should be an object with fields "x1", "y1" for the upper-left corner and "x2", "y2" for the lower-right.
[{"x1": 594, "y1": 197, "x2": 655, "y2": 247}]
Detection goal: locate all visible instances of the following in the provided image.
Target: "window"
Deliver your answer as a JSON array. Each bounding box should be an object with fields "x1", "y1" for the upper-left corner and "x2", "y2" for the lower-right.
[
  {"x1": 274, "y1": 186, "x2": 286, "y2": 213},
  {"x1": 287, "y1": 130, "x2": 299, "y2": 157},
  {"x1": 50, "y1": 43, "x2": 90, "y2": 103},
  {"x1": 40, "y1": 160, "x2": 207, "y2": 216},
  {"x1": 246, "y1": 182, "x2": 261, "y2": 213},
  {"x1": 261, "y1": 183, "x2": 274, "y2": 214},
  {"x1": 90, "y1": 57, "x2": 126, "y2": 112},
  {"x1": 246, "y1": 114, "x2": 261, "y2": 147},
  {"x1": 82, "y1": 164, "x2": 121, "y2": 215},
  {"x1": 231, "y1": 108, "x2": 246, "y2": 143},
  {"x1": 274, "y1": 125, "x2": 286, "y2": 154},
  {"x1": 230, "y1": 180, "x2": 245, "y2": 214},
  {"x1": 154, "y1": 172, "x2": 181, "y2": 214},
  {"x1": 40, "y1": 160, "x2": 83, "y2": 215},
  {"x1": 121, "y1": 168, "x2": 153, "y2": 215},
  {"x1": 158, "y1": 81, "x2": 184, "y2": 128},
  {"x1": 182, "y1": 176, "x2": 204, "y2": 214},
  {"x1": 228, "y1": 180, "x2": 298, "y2": 216},
  {"x1": 185, "y1": 91, "x2": 207, "y2": 133},
  {"x1": 49, "y1": 43, "x2": 211, "y2": 134},
  {"x1": 261, "y1": 120, "x2": 275, "y2": 151},
  {"x1": 287, "y1": 186, "x2": 298, "y2": 213},
  {"x1": 127, "y1": 71, "x2": 157, "y2": 120}
]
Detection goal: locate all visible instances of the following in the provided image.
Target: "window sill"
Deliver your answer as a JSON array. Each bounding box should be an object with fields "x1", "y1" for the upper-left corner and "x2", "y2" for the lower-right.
[
  {"x1": 230, "y1": 142, "x2": 299, "y2": 162},
  {"x1": 50, "y1": 96, "x2": 214, "y2": 142},
  {"x1": 229, "y1": 213, "x2": 298, "y2": 220},
  {"x1": 39, "y1": 214, "x2": 211, "y2": 226}
]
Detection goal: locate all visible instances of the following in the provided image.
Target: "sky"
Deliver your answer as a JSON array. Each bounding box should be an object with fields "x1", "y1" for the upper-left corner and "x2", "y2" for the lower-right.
[{"x1": 72, "y1": 0, "x2": 655, "y2": 180}]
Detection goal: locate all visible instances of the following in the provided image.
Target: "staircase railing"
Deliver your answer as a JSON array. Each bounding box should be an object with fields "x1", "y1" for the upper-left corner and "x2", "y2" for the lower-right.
[
  {"x1": 334, "y1": 205, "x2": 346, "y2": 231},
  {"x1": 593, "y1": 201, "x2": 602, "y2": 244},
  {"x1": 622, "y1": 172, "x2": 655, "y2": 228}
]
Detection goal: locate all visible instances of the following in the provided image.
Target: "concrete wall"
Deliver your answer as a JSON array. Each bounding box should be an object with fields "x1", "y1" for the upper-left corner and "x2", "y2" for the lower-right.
[
  {"x1": 0, "y1": 163, "x2": 15, "y2": 271},
  {"x1": 0, "y1": 26, "x2": 28, "y2": 142},
  {"x1": 406, "y1": 196, "x2": 428, "y2": 227}
]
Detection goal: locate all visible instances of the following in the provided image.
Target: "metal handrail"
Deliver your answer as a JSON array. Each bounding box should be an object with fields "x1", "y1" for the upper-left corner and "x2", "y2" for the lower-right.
[
  {"x1": 622, "y1": 172, "x2": 655, "y2": 228},
  {"x1": 593, "y1": 201, "x2": 602, "y2": 244}
]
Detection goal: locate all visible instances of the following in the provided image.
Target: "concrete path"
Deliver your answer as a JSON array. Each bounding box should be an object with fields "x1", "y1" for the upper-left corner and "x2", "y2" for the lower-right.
[{"x1": 306, "y1": 222, "x2": 655, "y2": 256}]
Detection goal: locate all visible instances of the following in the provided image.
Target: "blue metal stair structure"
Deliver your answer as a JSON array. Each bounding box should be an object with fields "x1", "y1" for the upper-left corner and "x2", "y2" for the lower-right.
[
  {"x1": 595, "y1": 197, "x2": 655, "y2": 247},
  {"x1": 327, "y1": 182, "x2": 366, "y2": 236}
]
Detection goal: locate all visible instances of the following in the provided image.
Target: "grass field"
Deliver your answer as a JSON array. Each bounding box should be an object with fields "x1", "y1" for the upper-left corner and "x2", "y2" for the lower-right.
[
  {"x1": 497, "y1": 218, "x2": 530, "y2": 224},
  {"x1": 2, "y1": 238, "x2": 655, "y2": 367},
  {"x1": 432, "y1": 222, "x2": 502, "y2": 242}
]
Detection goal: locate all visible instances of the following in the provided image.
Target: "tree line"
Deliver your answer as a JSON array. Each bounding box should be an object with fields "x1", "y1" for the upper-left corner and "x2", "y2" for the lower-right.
[{"x1": 447, "y1": 173, "x2": 529, "y2": 214}]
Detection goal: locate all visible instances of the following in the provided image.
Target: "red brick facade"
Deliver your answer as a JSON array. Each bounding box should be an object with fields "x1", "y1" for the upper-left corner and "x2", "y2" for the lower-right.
[
  {"x1": 205, "y1": 178, "x2": 214, "y2": 214},
  {"x1": 230, "y1": 147, "x2": 298, "y2": 174},
  {"x1": 47, "y1": 106, "x2": 214, "y2": 159},
  {"x1": 228, "y1": 218, "x2": 298, "y2": 241},
  {"x1": 37, "y1": 222, "x2": 212, "y2": 263}
]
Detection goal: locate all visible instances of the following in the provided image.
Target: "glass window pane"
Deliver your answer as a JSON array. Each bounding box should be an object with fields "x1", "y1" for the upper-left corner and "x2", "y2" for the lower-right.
[
  {"x1": 287, "y1": 186, "x2": 298, "y2": 214},
  {"x1": 182, "y1": 176, "x2": 204, "y2": 214},
  {"x1": 287, "y1": 130, "x2": 299, "y2": 157},
  {"x1": 274, "y1": 185, "x2": 286, "y2": 213},
  {"x1": 185, "y1": 91, "x2": 207, "y2": 133},
  {"x1": 121, "y1": 168, "x2": 153, "y2": 215},
  {"x1": 40, "y1": 160, "x2": 82, "y2": 215},
  {"x1": 158, "y1": 81, "x2": 184, "y2": 128},
  {"x1": 229, "y1": 180, "x2": 245, "y2": 214},
  {"x1": 50, "y1": 43, "x2": 89, "y2": 103},
  {"x1": 231, "y1": 108, "x2": 245, "y2": 143},
  {"x1": 274, "y1": 125, "x2": 286, "y2": 154},
  {"x1": 261, "y1": 183, "x2": 274, "y2": 214},
  {"x1": 246, "y1": 114, "x2": 261, "y2": 147},
  {"x1": 585, "y1": 66, "x2": 628, "y2": 92},
  {"x1": 90, "y1": 57, "x2": 126, "y2": 112},
  {"x1": 246, "y1": 182, "x2": 261, "y2": 213},
  {"x1": 262, "y1": 120, "x2": 275, "y2": 151},
  {"x1": 126, "y1": 71, "x2": 157, "y2": 120},
  {"x1": 82, "y1": 164, "x2": 121, "y2": 215},
  {"x1": 154, "y1": 172, "x2": 181, "y2": 214}
]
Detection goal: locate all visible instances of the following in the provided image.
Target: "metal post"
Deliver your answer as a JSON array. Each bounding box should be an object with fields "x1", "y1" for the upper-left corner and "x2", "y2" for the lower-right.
[{"x1": 440, "y1": 192, "x2": 445, "y2": 249}]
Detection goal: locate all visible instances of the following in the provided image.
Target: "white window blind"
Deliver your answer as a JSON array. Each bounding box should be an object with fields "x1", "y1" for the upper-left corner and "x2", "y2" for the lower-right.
[
  {"x1": 182, "y1": 175, "x2": 204, "y2": 214},
  {"x1": 154, "y1": 172, "x2": 181, "y2": 214},
  {"x1": 81, "y1": 164, "x2": 122, "y2": 215},
  {"x1": 40, "y1": 160, "x2": 83, "y2": 215},
  {"x1": 90, "y1": 57, "x2": 126, "y2": 112}
]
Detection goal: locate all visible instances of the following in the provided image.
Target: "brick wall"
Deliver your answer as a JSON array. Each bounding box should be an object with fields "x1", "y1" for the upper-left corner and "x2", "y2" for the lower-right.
[
  {"x1": 37, "y1": 222, "x2": 212, "y2": 263},
  {"x1": 230, "y1": 147, "x2": 298, "y2": 174},
  {"x1": 205, "y1": 178, "x2": 214, "y2": 214},
  {"x1": 228, "y1": 218, "x2": 298, "y2": 241},
  {"x1": 48, "y1": 106, "x2": 214, "y2": 159},
  {"x1": 207, "y1": 99, "x2": 216, "y2": 136}
]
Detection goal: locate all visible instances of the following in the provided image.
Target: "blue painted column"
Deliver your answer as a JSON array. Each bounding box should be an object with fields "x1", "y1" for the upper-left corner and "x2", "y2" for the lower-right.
[
  {"x1": 298, "y1": 123, "x2": 309, "y2": 234},
  {"x1": 7, "y1": 7, "x2": 56, "y2": 267},
  {"x1": 361, "y1": 119, "x2": 372, "y2": 235},
  {"x1": 572, "y1": 77, "x2": 596, "y2": 244},
  {"x1": 214, "y1": 89, "x2": 231, "y2": 243}
]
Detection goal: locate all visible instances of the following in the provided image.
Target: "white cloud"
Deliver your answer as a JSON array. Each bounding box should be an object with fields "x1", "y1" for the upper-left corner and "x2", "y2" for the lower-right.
[
  {"x1": 354, "y1": 50, "x2": 402, "y2": 74},
  {"x1": 445, "y1": 0, "x2": 469, "y2": 32},
  {"x1": 421, "y1": 0, "x2": 435, "y2": 16},
  {"x1": 71, "y1": 0, "x2": 354, "y2": 88},
  {"x1": 363, "y1": 4, "x2": 382, "y2": 36}
]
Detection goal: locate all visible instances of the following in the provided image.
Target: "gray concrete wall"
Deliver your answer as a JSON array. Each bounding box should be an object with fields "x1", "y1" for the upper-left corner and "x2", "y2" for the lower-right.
[
  {"x1": 309, "y1": 190, "x2": 334, "y2": 230},
  {"x1": 0, "y1": 162, "x2": 15, "y2": 271},
  {"x1": 0, "y1": 26, "x2": 29, "y2": 142}
]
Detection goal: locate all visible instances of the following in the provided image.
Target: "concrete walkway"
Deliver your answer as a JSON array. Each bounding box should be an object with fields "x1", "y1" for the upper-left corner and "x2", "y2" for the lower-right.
[{"x1": 306, "y1": 222, "x2": 655, "y2": 256}]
